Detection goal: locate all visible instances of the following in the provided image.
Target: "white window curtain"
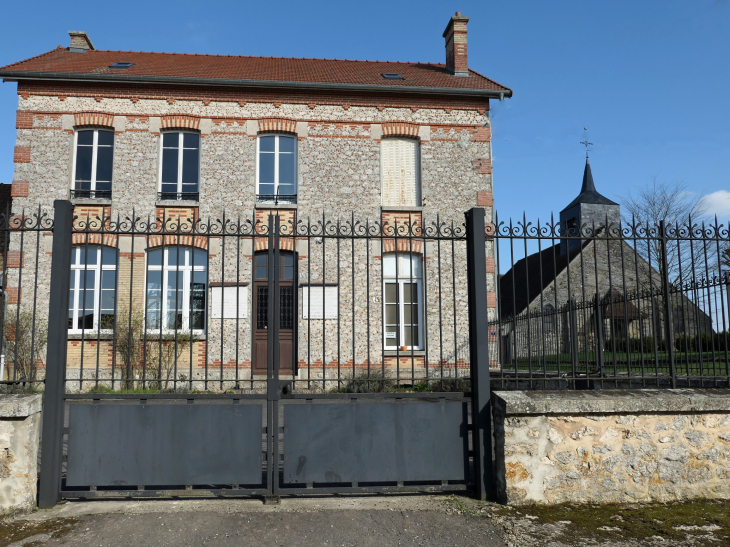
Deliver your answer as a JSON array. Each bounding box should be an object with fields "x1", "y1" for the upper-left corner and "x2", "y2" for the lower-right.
[{"x1": 381, "y1": 138, "x2": 420, "y2": 207}]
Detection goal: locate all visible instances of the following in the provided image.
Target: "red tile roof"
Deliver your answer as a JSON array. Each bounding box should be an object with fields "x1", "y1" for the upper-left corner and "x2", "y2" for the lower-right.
[{"x1": 0, "y1": 47, "x2": 512, "y2": 97}]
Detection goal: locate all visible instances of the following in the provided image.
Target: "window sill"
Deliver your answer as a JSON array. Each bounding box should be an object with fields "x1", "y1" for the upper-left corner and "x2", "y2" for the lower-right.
[
  {"x1": 68, "y1": 332, "x2": 114, "y2": 340},
  {"x1": 156, "y1": 200, "x2": 200, "y2": 207},
  {"x1": 383, "y1": 350, "x2": 426, "y2": 357},
  {"x1": 70, "y1": 197, "x2": 112, "y2": 206},
  {"x1": 381, "y1": 206, "x2": 423, "y2": 212},
  {"x1": 67, "y1": 332, "x2": 207, "y2": 341},
  {"x1": 255, "y1": 202, "x2": 298, "y2": 210}
]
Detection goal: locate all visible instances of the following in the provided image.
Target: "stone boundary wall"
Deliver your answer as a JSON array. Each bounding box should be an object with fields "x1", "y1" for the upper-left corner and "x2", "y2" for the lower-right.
[
  {"x1": 0, "y1": 395, "x2": 42, "y2": 517},
  {"x1": 492, "y1": 389, "x2": 730, "y2": 505}
]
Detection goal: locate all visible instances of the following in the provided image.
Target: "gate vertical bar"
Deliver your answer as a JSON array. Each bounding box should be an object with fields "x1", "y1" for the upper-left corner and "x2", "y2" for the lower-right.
[
  {"x1": 465, "y1": 207, "x2": 493, "y2": 501},
  {"x1": 39, "y1": 200, "x2": 74, "y2": 509},
  {"x1": 569, "y1": 299, "x2": 579, "y2": 381},
  {"x1": 265, "y1": 214, "x2": 275, "y2": 499},
  {"x1": 659, "y1": 221, "x2": 677, "y2": 388},
  {"x1": 268, "y1": 214, "x2": 281, "y2": 503},
  {"x1": 594, "y1": 294, "x2": 604, "y2": 375}
]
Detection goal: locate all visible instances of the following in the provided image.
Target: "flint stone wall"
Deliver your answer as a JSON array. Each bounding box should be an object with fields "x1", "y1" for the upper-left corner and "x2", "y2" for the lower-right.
[
  {"x1": 0, "y1": 394, "x2": 42, "y2": 517},
  {"x1": 492, "y1": 389, "x2": 730, "y2": 505}
]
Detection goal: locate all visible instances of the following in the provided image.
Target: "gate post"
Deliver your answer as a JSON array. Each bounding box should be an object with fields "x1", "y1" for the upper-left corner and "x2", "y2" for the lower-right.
[
  {"x1": 465, "y1": 207, "x2": 493, "y2": 501},
  {"x1": 39, "y1": 200, "x2": 74, "y2": 508}
]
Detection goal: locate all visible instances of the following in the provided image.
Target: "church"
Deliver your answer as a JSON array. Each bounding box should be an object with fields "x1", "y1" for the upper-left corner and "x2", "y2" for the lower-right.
[{"x1": 497, "y1": 158, "x2": 713, "y2": 363}]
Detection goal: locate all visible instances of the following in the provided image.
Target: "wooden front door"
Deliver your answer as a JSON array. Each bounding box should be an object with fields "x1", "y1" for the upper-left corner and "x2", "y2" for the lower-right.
[{"x1": 252, "y1": 252, "x2": 296, "y2": 375}]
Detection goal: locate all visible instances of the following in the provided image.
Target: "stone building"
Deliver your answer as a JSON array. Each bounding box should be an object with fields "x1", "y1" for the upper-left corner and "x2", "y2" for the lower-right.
[
  {"x1": 499, "y1": 158, "x2": 713, "y2": 361},
  {"x1": 0, "y1": 14, "x2": 510, "y2": 388}
]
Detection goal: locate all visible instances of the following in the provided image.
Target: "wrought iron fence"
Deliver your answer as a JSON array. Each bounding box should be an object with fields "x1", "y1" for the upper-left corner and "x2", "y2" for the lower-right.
[
  {"x1": 0, "y1": 205, "x2": 479, "y2": 394},
  {"x1": 1, "y1": 204, "x2": 728, "y2": 394},
  {"x1": 490, "y1": 215, "x2": 730, "y2": 389}
]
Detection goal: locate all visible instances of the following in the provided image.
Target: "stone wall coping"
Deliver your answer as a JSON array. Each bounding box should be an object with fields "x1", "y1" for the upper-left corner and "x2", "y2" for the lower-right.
[
  {"x1": 0, "y1": 394, "x2": 42, "y2": 418},
  {"x1": 492, "y1": 388, "x2": 730, "y2": 415}
]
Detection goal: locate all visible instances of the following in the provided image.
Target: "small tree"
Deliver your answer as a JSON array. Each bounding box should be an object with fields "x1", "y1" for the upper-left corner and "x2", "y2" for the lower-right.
[
  {"x1": 114, "y1": 306, "x2": 196, "y2": 391},
  {"x1": 5, "y1": 311, "x2": 47, "y2": 388},
  {"x1": 622, "y1": 178, "x2": 709, "y2": 284},
  {"x1": 114, "y1": 306, "x2": 146, "y2": 389},
  {"x1": 149, "y1": 331, "x2": 195, "y2": 391},
  {"x1": 721, "y1": 244, "x2": 730, "y2": 271}
]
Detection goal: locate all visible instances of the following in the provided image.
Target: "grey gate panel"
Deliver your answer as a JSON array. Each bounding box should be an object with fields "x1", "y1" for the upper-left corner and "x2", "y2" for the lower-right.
[
  {"x1": 66, "y1": 404, "x2": 263, "y2": 487},
  {"x1": 283, "y1": 401, "x2": 468, "y2": 484}
]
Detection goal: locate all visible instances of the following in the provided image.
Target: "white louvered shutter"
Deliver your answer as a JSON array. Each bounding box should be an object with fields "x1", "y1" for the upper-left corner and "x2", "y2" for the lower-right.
[{"x1": 382, "y1": 138, "x2": 419, "y2": 206}]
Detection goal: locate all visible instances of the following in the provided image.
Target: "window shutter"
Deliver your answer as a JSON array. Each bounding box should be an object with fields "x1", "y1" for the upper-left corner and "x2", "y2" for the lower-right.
[{"x1": 382, "y1": 138, "x2": 419, "y2": 207}]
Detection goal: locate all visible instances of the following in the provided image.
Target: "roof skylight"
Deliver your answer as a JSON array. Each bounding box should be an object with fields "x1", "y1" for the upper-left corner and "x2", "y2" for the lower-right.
[
  {"x1": 109, "y1": 62, "x2": 134, "y2": 69},
  {"x1": 381, "y1": 73, "x2": 404, "y2": 80}
]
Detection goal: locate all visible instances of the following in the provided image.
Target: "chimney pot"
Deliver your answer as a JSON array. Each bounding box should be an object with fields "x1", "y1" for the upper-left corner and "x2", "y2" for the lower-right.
[
  {"x1": 68, "y1": 31, "x2": 94, "y2": 52},
  {"x1": 442, "y1": 13, "x2": 469, "y2": 76}
]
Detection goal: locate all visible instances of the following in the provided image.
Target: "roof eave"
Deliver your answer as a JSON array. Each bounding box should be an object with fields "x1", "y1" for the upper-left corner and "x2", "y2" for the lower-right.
[{"x1": 0, "y1": 70, "x2": 513, "y2": 98}]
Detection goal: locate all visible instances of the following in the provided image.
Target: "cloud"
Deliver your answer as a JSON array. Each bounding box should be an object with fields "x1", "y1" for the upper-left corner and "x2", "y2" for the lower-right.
[{"x1": 700, "y1": 190, "x2": 730, "y2": 219}]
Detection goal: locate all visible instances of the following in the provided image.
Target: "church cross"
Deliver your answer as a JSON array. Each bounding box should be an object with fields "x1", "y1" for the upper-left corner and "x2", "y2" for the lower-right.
[{"x1": 580, "y1": 137, "x2": 593, "y2": 158}]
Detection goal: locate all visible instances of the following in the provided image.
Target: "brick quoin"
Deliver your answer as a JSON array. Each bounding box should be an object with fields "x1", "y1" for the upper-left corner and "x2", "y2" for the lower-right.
[
  {"x1": 477, "y1": 191, "x2": 493, "y2": 207},
  {"x1": 6, "y1": 287, "x2": 19, "y2": 305},
  {"x1": 13, "y1": 146, "x2": 30, "y2": 163},
  {"x1": 15, "y1": 111, "x2": 33, "y2": 129},
  {"x1": 11, "y1": 180, "x2": 29, "y2": 197},
  {"x1": 487, "y1": 291, "x2": 496, "y2": 307},
  {"x1": 6, "y1": 251, "x2": 24, "y2": 269},
  {"x1": 486, "y1": 257, "x2": 495, "y2": 274},
  {"x1": 470, "y1": 126, "x2": 491, "y2": 142},
  {"x1": 472, "y1": 158, "x2": 492, "y2": 175}
]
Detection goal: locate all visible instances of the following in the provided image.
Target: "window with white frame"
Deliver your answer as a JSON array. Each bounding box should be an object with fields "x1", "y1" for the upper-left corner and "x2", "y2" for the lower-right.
[
  {"x1": 381, "y1": 137, "x2": 420, "y2": 207},
  {"x1": 73, "y1": 129, "x2": 114, "y2": 198},
  {"x1": 68, "y1": 246, "x2": 117, "y2": 332},
  {"x1": 160, "y1": 132, "x2": 200, "y2": 200},
  {"x1": 383, "y1": 253, "x2": 423, "y2": 350},
  {"x1": 256, "y1": 134, "x2": 297, "y2": 202},
  {"x1": 146, "y1": 247, "x2": 207, "y2": 332}
]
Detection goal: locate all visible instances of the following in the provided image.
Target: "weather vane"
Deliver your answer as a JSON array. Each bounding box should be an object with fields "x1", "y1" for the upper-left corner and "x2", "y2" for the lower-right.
[{"x1": 580, "y1": 127, "x2": 592, "y2": 159}]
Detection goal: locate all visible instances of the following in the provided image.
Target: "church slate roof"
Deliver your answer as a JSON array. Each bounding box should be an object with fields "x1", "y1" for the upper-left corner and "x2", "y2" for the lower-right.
[
  {"x1": 561, "y1": 158, "x2": 618, "y2": 212},
  {"x1": 498, "y1": 242, "x2": 586, "y2": 319}
]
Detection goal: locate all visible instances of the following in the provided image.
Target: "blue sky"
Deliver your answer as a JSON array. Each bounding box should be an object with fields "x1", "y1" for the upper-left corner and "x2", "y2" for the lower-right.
[{"x1": 0, "y1": 0, "x2": 728, "y2": 225}]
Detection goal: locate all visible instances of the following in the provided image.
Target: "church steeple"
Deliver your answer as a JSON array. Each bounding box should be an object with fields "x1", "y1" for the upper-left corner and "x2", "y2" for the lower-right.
[
  {"x1": 561, "y1": 157, "x2": 618, "y2": 212},
  {"x1": 581, "y1": 158, "x2": 596, "y2": 194},
  {"x1": 559, "y1": 156, "x2": 621, "y2": 255}
]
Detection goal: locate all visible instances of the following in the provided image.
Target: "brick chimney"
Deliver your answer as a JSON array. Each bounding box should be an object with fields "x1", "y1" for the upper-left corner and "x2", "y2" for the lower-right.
[
  {"x1": 68, "y1": 31, "x2": 94, "y2": 52},
  {"x1": 443, "y1": 12, "x2": 469, "y2": 76}
]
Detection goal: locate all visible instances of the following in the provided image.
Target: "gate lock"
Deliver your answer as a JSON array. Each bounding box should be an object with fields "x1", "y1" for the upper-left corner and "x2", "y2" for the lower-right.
[{"x1": 280, "y1": 381, "x2": 293, "y2": 396}]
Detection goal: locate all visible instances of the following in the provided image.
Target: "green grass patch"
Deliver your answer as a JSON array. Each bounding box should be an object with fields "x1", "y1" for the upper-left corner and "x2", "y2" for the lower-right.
[
  {"x1": 497, "y1": 500, "x2": 730, "y2": 544},
  {"x1": 0, "y1": 518, "x2": 78, "y2": 547}
]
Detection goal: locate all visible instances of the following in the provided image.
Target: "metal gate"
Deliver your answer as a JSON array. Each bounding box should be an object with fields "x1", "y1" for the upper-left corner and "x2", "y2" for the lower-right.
[{"x1": 33, "y1": 202, "x2": 493, "y2": 506}]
